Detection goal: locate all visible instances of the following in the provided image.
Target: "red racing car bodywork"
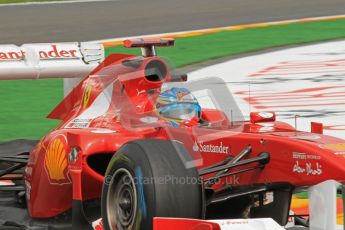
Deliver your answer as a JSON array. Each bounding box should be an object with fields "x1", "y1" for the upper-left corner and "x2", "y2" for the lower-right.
[{"x1": 2, "y1": 38, "x2": 345, "y2": 229}]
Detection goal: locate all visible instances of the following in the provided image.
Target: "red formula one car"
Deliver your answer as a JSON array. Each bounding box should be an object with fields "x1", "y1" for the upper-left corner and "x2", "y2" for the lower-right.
[{"x1": 1, "y1": 38, "x2": 345, "y2": 230}]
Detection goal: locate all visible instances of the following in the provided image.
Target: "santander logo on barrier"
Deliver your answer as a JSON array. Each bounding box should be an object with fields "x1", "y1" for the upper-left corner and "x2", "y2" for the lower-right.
[{"x1": 0, "y1": 44, "x2": 80, "y2": 61}]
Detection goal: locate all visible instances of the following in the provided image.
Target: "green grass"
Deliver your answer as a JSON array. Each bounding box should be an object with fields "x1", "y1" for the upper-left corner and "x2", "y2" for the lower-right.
[
  {"x1": 1, "y1": 18, "x2": 345, "y2": 141},
  {"x1": 294, "y1": 192, "x2": 308, "y2": 199},
  {"x1": 294, "y1": 191, "x2": 343, "y2": 199},
  {"x1": 0, "y1": 79, "x2": 62, "y2": 140},
  {"x1": 0, "y1": 0, "x2": 63, "y2": 3},
  {"x1": 106, "y1": 18, "x2": 345, "y2": 68}
]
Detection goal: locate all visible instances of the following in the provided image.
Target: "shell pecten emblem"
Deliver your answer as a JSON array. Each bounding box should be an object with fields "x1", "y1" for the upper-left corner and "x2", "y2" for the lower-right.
[{"x1": 44, "y1": 136, "x2": 70, "y2": 184}]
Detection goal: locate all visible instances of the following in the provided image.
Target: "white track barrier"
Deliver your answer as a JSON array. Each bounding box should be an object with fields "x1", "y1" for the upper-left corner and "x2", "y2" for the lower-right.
[
  {"x1": 0, "y1": 42, "x2": 104, "y2": 95},
  {"x1": 309, "y1": 180, "x2": 344, "y2": 230},
  {"x1": 188, "y1": 40, "x2": 345, "y2": 139}
]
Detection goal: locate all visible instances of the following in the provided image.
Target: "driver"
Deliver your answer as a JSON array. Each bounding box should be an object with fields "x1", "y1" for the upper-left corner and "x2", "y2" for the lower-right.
[{"x1": 155, "y1": 87, "x2": 201, "y2": 127}]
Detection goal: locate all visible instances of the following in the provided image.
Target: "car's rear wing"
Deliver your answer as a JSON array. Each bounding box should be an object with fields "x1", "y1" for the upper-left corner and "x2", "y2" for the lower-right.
[{"x1": 0, "y1": 42, "x2": 104, "y2": 94}]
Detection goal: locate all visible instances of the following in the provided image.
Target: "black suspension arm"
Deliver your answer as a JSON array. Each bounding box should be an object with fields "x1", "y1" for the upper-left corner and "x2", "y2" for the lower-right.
[
  {"x1": 199, "y1": 152, "x2": 270, "y2": 176},
  {"x1": 205, "y1": 165, "x2": 264, "y2": 186},
  {"x1": 204, "y1": 145, "x2": 252, "y2": 186},
  {"x1": 201, "y1": 145, "x2": 252, "y2": 172},
  {"x1": 0, "y1": 163, "x2": 25, "y2": 178},
  {"x1": 0, "y1": 156, "x2": 28, "y2": 164}
]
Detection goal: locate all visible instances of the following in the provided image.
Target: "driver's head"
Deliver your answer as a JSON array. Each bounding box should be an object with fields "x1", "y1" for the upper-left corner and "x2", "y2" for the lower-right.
[{"x1": 155, "y1": 87, "x2": 201, "y2": 127}]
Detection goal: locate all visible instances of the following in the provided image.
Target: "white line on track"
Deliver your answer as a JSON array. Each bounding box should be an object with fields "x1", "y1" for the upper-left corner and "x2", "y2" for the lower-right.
[{"x1": 0, "y1": 0, "x2": 113, "y2": 7}]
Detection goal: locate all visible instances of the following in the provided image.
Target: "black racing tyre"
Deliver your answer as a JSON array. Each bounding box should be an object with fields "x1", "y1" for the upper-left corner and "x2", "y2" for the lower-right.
[{"x1": 101, "y1": 139, "x2": 203, "y2": 230}]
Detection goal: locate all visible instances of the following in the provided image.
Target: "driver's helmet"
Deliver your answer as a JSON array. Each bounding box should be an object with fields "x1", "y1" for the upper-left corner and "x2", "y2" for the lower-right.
[{"x1": 155, "y1": 87, "x2": 201, "y2": 127}]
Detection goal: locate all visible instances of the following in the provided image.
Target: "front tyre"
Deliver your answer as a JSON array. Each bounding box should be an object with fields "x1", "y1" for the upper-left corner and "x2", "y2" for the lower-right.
[
  {"x1": 101, "y1": 139, "x2": 202, "y2": 230},
  {"x1": 107, "y1": 168, "x2": 138, "y2": 228}
]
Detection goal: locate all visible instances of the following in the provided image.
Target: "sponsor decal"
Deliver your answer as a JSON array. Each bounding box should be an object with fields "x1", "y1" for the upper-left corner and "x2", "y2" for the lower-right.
[
  {"x1": 193, "y1": 141, "x2": 230, "y2": 154},
  {"x1": 44, "y1": 136, "x2": 71, "y2": 184},
  {"x1": 220, "y1": 220, "x2": 249, "y2": 225},
  {"x1": 293, "y1": 161, "x2": 322, "y2": 176},
  {"x1": 0, "y1": 44, "x2": 79, "y2": 61},
  {"x1": 66, "y1": 118, "x2": 92, "y2": 129},
  {"x1": 210, "y1": 216, "x2": 284, "y2": 228},
  {"x1": 292, "y1": 152, "x2": 320, "y2": 160},
  {"x1": 37, "y1": 45, "x2": 78, "y2": 60},
  {"x1": 0, "y1": 50, "x2": 24, "y2": 61},
  {"x1": 82, "y1": 81, "x2": 92, "y2": 109}
]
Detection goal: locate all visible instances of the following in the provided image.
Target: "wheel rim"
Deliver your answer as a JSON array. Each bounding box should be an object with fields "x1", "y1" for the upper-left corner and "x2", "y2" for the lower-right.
[{"x1": 107, "y1": 168, "x2": 137, "y2": 230}]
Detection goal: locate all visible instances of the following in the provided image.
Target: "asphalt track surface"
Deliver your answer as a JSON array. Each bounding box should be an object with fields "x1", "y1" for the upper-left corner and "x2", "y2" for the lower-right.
[{"x1": 0, "y1": 0, "x2": 344, "y2": 44}]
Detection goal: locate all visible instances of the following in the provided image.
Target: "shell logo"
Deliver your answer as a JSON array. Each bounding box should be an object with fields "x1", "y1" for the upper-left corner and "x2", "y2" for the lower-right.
[{"x1": 45, "y1": 137, "x2": 70, "y2": 183}]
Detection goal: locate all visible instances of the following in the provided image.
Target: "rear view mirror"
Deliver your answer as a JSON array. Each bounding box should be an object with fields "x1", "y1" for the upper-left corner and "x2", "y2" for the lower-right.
[{"x1": 250, "y1": 112, "x2": 276, "y2": 123}]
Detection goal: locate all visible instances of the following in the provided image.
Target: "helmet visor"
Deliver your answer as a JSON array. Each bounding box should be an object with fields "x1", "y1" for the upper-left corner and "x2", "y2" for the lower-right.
[{"x1": 159, "y1": 103, "x2": 200, "y2": 120}]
